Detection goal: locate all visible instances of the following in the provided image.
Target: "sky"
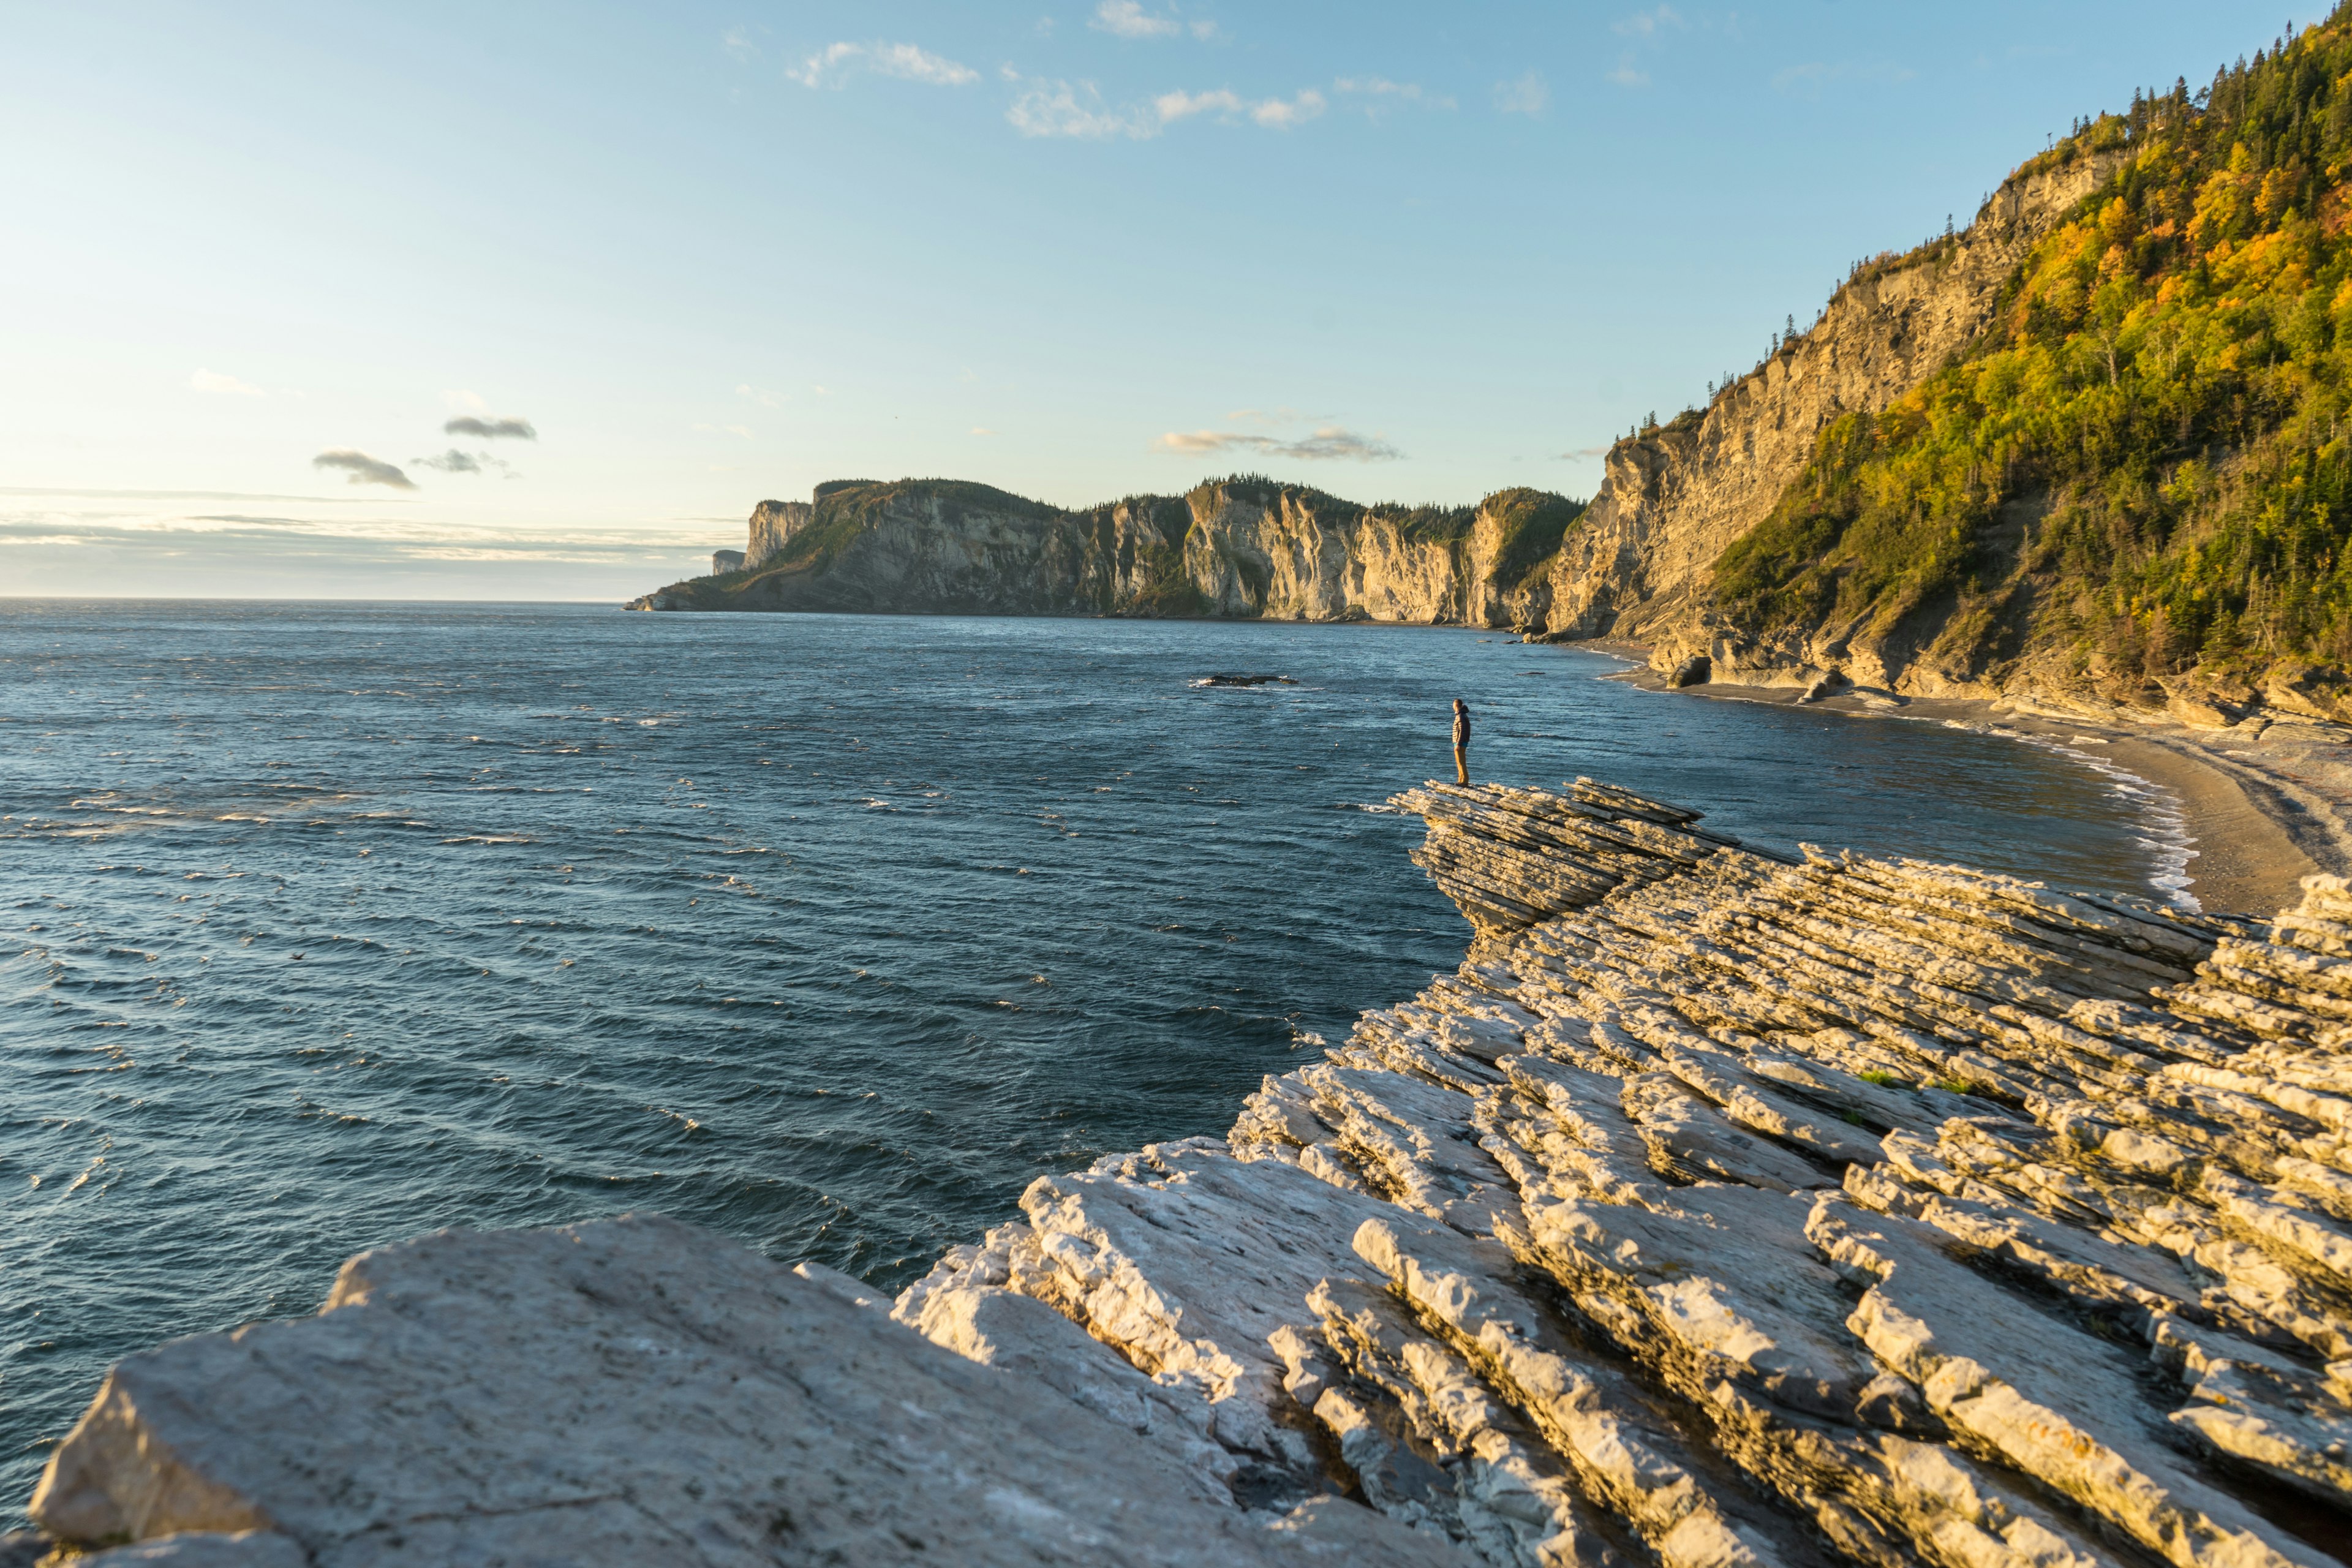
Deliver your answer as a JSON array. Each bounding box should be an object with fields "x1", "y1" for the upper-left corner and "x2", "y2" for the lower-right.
[{"x1": 0, "y1": 1, "x2": 2301, "y2": 600}]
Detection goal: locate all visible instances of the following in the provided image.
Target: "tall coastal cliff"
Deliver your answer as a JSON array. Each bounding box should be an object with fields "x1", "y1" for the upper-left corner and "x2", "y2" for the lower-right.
[
  {"x1": 1528, "y1": 151, "x2": 2122, "y2": 671},
  {"x1": 633, "y1": 478, "x2": 1585, "y2": 628},
  {"x1": 638, "y1": 17, "x2": 2352, "y2": 734}
]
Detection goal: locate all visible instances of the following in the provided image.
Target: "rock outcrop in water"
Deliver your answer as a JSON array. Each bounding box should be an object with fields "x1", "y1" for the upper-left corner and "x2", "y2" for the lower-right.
[
  {"x1": 626, "y1": 480, "x2": 1585, "y2": 628},
  {"x1": 24, "y1": 780, "x2": 2352, "y2": 1566}
]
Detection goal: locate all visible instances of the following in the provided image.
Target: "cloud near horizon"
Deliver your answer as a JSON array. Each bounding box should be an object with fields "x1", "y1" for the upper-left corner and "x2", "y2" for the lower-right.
[
  {"x1": 443, "y1": 415, "x2": 537, "y2": 440},
  {"x1": 189, "y1": 368, "x2": 264, "y2": 396},
  {"x1": 790, "y1": 40, "x2": 978, "y2": 88},
  {"x1": 412, "y1": 448, "x2": 514, "y2": 475},
  {"x1": 312, "y1": 450, "x2": 415, "y2": 489},
  {"x1": 1155, "y1": 424, "x2": 1401, "y2": 461},
  {"x1": 0, "y1": 507, "x2": 725, "y2": 597}
]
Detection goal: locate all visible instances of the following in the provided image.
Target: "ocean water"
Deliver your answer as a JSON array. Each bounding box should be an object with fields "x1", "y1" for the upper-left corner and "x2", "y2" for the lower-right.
[{"x1": 0, "y1": 602, "x2": 2182, "y2": 1519}]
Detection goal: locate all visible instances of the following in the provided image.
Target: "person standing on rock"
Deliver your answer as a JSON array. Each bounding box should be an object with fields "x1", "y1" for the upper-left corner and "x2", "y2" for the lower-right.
[{"x1": 1452, "y1": 698, "x2": 1472, "y2": 785}]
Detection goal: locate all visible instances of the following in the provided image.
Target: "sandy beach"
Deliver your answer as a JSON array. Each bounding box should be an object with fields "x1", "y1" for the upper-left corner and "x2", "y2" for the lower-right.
[{"x1": 1582, "y1": 652, "x2": 2352, "y2": 918}]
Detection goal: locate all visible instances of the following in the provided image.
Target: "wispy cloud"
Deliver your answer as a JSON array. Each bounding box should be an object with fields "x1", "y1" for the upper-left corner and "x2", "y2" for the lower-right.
[
  {"x1": 443, "y1": 415, "x2": 537, "y2": 440},
  {"x1": 413, "y1": 448, "x2": 517, "y2": 477},
  {"x1": 736, "y1": 383, "x2": 782, "y2": 409},
  {"x1": 442, "y1": 388, "x2": 488, "y2": 413},
  {"x1": 1090, "y1": 1, "x2": 1219, "y2": 41},
  {"x1": 189, "y1": 368, "x2": 264, "y2": 397},
  {"x1": 0, "y1": 486, "x2": 394, "y2": 504},
  {"x1": 1493, "y1": 71, "x2": 1548, "y2": 115},
  {"x1": 1156, "y1": 424, "x2": 1401, "y2": 461},
  {"x1": 971, "y1": 426, "x2": 997, "y2": 436},
  {"x1": 1333, "y1": 77, "x2": 1455, "y2": 114},
  {"x1": 1008, "y1": 79, "x2": 1150, "y2": 137},
  {"x1": 0, "y1": 509, "x2": 727, "y2": 595},
  {"x1": 722, "y1": 26, "x2": 759, "y2": 61},
  {"x1": 1556, "y1": 443, "x2": 1615, "y2": 460},
  {"x1": 1158, "y1": 86, "x2": 1324, "y2": 129},
  {"x1": 312, "y1": 450, "x2": 415, "y2": 489},
  {"x1": 1606, "y1": 55, "x2": 1649, "y2": 88},
  {"x1": 1614, "y1": 5, "x2": 1684, "y2": 37},
  {"x1": 693, "y1": 423, "x2": 756, "y2": 439},
  {"x1": 1008, "y1": 78, "x2": 1322, "y2": 137},
  {"x1": 1771, "y1": 60, "x2": 1917, "y2": 96},
  {"x1": 790, "y1": 40, "x2": 978, "y2": 88}
]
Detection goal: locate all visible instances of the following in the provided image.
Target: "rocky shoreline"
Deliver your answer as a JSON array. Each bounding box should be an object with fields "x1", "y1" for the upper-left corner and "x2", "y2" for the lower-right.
[
  {"x1": 17, "y1": 780, "x2": 2352, "y2": 1566},
  {"x1": 1590, "y1": 654, "x2": 2352, "y2": 921}
]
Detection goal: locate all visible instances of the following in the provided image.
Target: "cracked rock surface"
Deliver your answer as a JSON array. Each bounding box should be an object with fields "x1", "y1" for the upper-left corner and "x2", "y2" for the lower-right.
[
  {"x1": 28, "y1": 778, "x2": 2352, "y2": 1566},
  {"x1": 904, "y1": 780, "x2": 2352, "y2": 1567}
]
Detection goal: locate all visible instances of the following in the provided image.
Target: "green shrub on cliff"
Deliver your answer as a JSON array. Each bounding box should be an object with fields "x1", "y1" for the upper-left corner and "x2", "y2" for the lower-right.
[
  {"x1": 771, "y1": 479, "x2": 1058, "y2": 575},
  {"x1": 1714, "y1": 9, "x2": 2352, "y2": 696},
  {"x1": 1482, "y1": 488, "x2": 1591, "y2": 591}
]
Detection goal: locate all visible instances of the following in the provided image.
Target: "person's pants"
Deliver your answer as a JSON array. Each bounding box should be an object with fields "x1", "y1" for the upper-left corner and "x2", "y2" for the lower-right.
[{"x1": 1454, "y1": 745, "x2": 1469, "y2": 785}]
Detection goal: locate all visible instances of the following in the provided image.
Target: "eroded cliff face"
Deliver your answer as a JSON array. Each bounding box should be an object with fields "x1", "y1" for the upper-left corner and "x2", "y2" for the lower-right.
[
  {"x1": 744, "y1": 499, "x2": 813, "y2": 570},
  {"x1": 633, "y1": 480, "x2": 1578, "y2": 628},
  {"x1": 1539, "y1": 152, "x2": 2125, "y2": 689}
]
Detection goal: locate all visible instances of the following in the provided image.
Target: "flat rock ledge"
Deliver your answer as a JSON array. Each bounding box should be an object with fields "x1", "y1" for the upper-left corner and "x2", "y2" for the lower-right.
[{"x1": 23, "y1": 780, "x2": 2352, "y2": 1567}]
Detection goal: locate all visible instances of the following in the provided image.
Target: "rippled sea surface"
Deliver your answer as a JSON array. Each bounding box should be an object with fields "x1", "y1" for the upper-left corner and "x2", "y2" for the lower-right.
[{"x1": 0, "y1": 602, "x2": 2178, "y2": 1516}]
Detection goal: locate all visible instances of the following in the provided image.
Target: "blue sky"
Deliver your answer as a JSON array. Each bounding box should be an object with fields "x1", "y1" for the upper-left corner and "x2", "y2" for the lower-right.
[{"x1": 0, "y1": 1, "x2": 2296, "y2": 598}]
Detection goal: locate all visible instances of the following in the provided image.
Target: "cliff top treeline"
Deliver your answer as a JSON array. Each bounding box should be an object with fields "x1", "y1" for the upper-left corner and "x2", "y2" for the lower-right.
[{"x1": 1711, "y1": 6, "x2": 2352, "y2": 709}]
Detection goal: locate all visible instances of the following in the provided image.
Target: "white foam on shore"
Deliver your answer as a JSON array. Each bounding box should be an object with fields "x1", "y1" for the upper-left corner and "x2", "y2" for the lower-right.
[
  {"x1": 1934, "y1": 718, "x2": 2201, "y2": 911},
  {"x1": 1606, "y1": 669, "x2": 2204, "y2": 908}
]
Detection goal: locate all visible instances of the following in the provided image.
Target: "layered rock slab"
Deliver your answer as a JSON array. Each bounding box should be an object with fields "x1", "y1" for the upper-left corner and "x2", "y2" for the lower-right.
[
  {"x1": 900, "y1": 780, "x2": 2351, "y2": 1567},
  {"x1": 28, "y1": 1214, "x2": 1468, "y2": 1567},
  {"x1": 32, "y1": 777, "x2": 2352, "y2": 1568}
]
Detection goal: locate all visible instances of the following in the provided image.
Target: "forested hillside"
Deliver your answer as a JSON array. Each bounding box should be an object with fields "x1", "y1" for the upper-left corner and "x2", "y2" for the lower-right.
[{"x1": 1712, "y1": 11, "x2": 2352, "y2": 716}]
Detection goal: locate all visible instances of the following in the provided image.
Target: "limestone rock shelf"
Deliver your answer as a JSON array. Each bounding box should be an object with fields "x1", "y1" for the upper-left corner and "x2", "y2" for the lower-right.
[{"x1": 24, "y1": 782, "x2": 2352, "y2": 1566}]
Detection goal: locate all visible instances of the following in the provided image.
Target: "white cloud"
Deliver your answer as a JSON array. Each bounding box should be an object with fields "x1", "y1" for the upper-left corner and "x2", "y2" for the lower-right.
[
  {"x1": 722, "y1": 27, "x2": 758, "y2": 61},
  {"x1": 1606, "y1": 55, "x2": 1649, "y2": 88},
  {"x1": 1009, "y1": 78, "x2": 1319, "y2": 137},
  {"x1": 1614, "y1": 5, "x2": 1684, "y2": 37},
  {"x1": 1010, "y1": 80, "x2": 1153, "y2": 137},
  {"x1": 1333, "y1": 77, "x2": 1456, "y2": 113},
  {"x1": 1493, "y1": 70, "x2": 1548, "y2": 115},
  {"x1": 736, "y1": 383, "x2": 782, "y2": 408},
  {"x1": 189, "y1": 369, "x2": 263, "y2": 397},
  {"x1": 971, "y1": 426, "x2": 996, "y2": 436},
  {"x1": 1090, "y1": 1, "x2": 1219, "y2": 40},
  {"x1": 1250, "y1": 89, "x2": 1324, "y2": 129},
  {"x1": 442, "y1": 389, "x2": 488, "y2": 413},
  {"x1": 1155, "y1": 424, "x2": 1401, "y2": 461},
  {"x1": 790, "y1": 40, "x2": 978, "y2": 89},
  {"x1": 1771, "y1": 60, "x2": 1917, "y2": 96},
  {"x1": 1155, "y1": 85, "x2": 1322, "y2": 129}
]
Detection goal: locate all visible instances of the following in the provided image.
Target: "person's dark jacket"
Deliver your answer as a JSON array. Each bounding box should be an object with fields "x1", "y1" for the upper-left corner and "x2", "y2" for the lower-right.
[{"x1": 1452, "y1": 707, "x2": 1471, "y2": 747}]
